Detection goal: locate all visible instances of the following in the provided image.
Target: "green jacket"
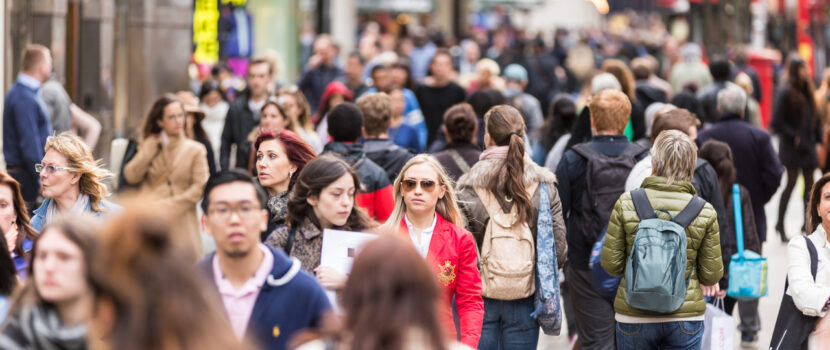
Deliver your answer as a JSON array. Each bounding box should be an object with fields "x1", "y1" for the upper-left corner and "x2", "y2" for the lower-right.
[{"x1": 601, "y1": 176, "x2": 723, "y2": 318}]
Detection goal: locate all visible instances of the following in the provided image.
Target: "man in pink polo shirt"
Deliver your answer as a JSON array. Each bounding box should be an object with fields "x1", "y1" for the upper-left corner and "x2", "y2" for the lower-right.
[{"x1": 198, "y1": 170, "x2": 332, "y2": 349}]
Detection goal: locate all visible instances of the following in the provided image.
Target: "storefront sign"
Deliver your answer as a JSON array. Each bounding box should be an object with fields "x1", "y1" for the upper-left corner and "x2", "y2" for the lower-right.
[{"x1": 193, "y1": 0, "x2": 220, "y2": 64}]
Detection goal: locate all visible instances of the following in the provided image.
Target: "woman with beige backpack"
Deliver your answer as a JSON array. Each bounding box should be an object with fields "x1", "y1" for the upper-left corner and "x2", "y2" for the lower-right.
[
  {"x1": 456, "y1": 105, "x2": 568, "y2": 349},
  {"x1": 123, "y1": 94, "x2": 209, "y2": 262}
]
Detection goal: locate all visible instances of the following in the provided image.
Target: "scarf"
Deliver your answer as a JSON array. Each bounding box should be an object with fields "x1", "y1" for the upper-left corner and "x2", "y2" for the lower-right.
[
  {"x1": 0, "y1": 303, "x2": 88, "y2": 350},
  {"x1": 479, "y1": 145, "x2": 510, "y2": 160},
  {"x1": 266, "y1": 190, "x2": 290, "y2": 225},
  {"x1": 45, "y1": 194, "x2": 91, "y2": 225}
]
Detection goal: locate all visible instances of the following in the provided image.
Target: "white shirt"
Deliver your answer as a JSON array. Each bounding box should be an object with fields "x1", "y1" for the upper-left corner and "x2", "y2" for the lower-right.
[
  {"x1": 405, "y1": 214, "x2": 437, "y2": 258},
  {"x1": 625, "y1": 155, "x2": 653, "y2": 192},
  {"x1": 787, "y1": 225, "x2": 830, "y2": 318},
  {"x1": 248, "y1": 97, "x2": 266, "y2": 121}
]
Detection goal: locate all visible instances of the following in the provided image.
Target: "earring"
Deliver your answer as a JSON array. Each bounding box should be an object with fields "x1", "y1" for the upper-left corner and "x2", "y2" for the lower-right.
[{"x1": 289, "y1": 170, "x2": 294, "y2": 179}]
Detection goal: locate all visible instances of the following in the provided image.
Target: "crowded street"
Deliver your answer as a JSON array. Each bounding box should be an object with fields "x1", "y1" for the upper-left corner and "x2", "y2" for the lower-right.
[{"x1": 2, "y1": 0, "x2": 830, "y2": 349}]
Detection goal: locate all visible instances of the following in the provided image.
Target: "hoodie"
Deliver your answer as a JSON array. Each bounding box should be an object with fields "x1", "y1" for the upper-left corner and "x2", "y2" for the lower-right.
[{"x1": 322, "y1": 142, "x2": 394, "y2": 222}]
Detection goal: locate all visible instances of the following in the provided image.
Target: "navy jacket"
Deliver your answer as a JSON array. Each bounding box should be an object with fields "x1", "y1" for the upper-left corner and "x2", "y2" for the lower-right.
[
  {"x1": 220, "y1": 92, "x2": 259, "y2": 171},
  {"x1": 198, "y1": 246, "x2": 332, "y2": 350},
  {"x1": 697, "y1": 113, "x2": 784, "y2": 241},
  {"x1": 3, "y1": 79, "x2": 51, "y2": 171}
]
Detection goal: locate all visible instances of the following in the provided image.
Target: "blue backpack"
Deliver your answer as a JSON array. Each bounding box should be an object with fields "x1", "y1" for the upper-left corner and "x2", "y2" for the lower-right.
[
  {"x1": 626, "y1": 189, "x2": 705, "y2": 314},
  {"x1": 589, "y1": 225, "x2": 622, "y2": 302}
]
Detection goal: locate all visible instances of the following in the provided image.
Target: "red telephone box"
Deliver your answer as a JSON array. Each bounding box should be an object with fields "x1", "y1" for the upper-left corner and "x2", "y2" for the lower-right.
[{"x1": 747, "y1": 48, "x2": 782, "y2": 129}]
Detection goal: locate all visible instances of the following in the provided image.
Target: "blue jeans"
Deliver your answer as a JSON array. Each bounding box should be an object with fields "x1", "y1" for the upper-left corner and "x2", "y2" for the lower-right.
[
  {"x1": 478, "y1": 296, "x2": 539, "y2": 350},
  {"x1": 616, "y1": 321, "x2": 704, "y2": 350}
]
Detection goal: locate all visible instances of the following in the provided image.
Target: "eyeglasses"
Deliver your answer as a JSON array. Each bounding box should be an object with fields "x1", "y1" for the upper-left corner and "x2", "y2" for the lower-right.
[
  {"x1": 401, "y1": 179, "x2": 438, "y2": 192},
  {"x1": 207, "y1": 204, "x2": 259, "y2": 220},
  {"x1": 164, "y1": 112, "x2": 186, "y2": 121},
  {"x1": 35, "y1": 163, "x2": 76, "y2": 175}
]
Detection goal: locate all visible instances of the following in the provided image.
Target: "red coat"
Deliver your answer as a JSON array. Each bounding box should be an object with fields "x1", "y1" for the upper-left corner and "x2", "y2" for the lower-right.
[{"x1": 399, "y1": 213, "x2": 484, "y2": 347}]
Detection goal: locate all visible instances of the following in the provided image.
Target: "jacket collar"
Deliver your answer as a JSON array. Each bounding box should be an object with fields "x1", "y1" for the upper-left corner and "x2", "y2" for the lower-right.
[
  {"x1": 362, "y1": 138, "x2": 395, "y2": 153},
  {"x1": 201, "y1": 244, "x2": 301, "y2": 288},
  {"x1": 300, "y1": 217, "x2": 323, "y2": 240},
  {"x1": 717, "y1": 113, "x2": 743, "y2": 123},
  {"x1": 17, "y1": 73, "x2": 41, "y2": 90},
  {"x1": 398, "y1": 212, "x2": 452, "y2": 257},
  {"x1": 811, "y1": 225, "x2": 829, "y2": 249},
  {"x1": 641, "y1": 176, "x2": 697, "y2": 195},
  {"x1": 323, "y1": 142, "x2": 365, "y2": 165}
]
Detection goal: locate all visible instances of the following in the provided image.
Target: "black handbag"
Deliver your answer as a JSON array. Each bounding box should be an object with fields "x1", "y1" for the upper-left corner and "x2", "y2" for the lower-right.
[{"x1": 769, "y1": 236, "x2": 819, "y2": 350}]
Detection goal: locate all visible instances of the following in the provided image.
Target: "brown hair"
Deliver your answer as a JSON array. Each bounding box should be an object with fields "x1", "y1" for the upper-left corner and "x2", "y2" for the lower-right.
[
  {"x1": 649, "y1": 108, "x2": 700, "y2": 145},
  {"x1": 8, "y1": 215, "x2": 99, "y2": 317},
  {"x1": 286, "y1": 155, "x2": 373, "y2": 230},
  {"x1": 630, "y1": 58, "x2": 652, "y2": 81},
  {"x1": 808, "y1": 173, "x2": 830, "y2": 233},
  {"x1": 589, "y1": 89, "x2": 631, "y2": 133},
  {"x1": 88, "y1": 202, "x2": 247, "y2": 350},
  {"x1": 21, "y1": 44, "x2": 49, "y2": 72},
  {"x1": 340, "y1": 235, "x2": 447, "y2": 350},
  {"x1": 602, "y1": 59, "x2": 636, "y2": 101},
  {"x1": 141, "y1": 94, "x2": 183, "y2": 139},
  {"x1": 443, "y1": 103, "x2": 478, "y2": 143},
  {"x1": 249, "y1": 56, "x2": 274, "y2": 76},
  {"x1": 484, "y1": 105, "x2": 534, "y2": 224},
  {"x1": 356, "y1": 93, "x2": 393, "y2": 137},
  {"x1": 278, "y1": 85, "x2": 314, "y2": 131},
  {"x1": 0, "y1": 172, "x2": 38, "y2": 256}
]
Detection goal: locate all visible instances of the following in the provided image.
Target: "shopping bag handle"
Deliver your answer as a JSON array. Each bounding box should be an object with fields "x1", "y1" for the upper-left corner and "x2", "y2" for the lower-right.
[{"x1": 733, "y1": 184, "x2": 744, "y2": 261}]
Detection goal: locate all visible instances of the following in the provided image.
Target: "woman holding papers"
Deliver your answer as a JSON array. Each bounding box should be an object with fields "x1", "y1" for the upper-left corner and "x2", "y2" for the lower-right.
[
  {"x1": 379, "y1": 154, "x2": 484, "y2": 348},
  {"x1": 265, "y1": 155, "x2": 373, "y2": 290}
]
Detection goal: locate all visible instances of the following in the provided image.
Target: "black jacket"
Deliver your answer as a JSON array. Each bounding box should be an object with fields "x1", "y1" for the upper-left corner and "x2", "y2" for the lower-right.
[
  {"x1": 696, "y1": 81, "x2": 731, "y2": 125},
  {"x1": 692, "y1": 158, "x2": 730, "y2": 249},
  {"x1": 635, "y1": 81, "x2": 667, "y2": 111},
  {"x1": 220, "y1": 93, "x2": 259, "y2": 170},
  {"x1": 697, "y1": 113, "x2": 784, "y2": 241},
  {"x1": 771, "y1": 87, "x2": 821, "y2": 169},
  {"x1": 363, "y1": 138, "x2": 414, "y2": 183},
  {"x1": 433, "y1": 142, "x2": 482, "y2": 182},
  {"x1": 322, "y1": 142, "x2": 394, "y2": 221}
]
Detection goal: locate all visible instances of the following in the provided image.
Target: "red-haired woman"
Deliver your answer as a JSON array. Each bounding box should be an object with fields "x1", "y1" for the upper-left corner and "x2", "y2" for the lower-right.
[{"x1": 252, "y1": 130, "x2": 316, "y2": 238}]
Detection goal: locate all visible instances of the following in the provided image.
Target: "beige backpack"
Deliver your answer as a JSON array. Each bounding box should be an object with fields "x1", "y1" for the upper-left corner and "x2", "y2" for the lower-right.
[{"x1": 474, "y1": 183, "x2": 538, "y2": 300}]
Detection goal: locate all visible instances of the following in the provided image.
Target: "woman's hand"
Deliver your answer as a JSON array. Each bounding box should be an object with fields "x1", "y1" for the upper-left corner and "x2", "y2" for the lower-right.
[
  {"x1": 701, "y1": 283, "x2": 721, "y2": 297},
  {"x1": 315, "y1": 265, "x2": 347, "y2": 290},
  {"x1": 4, "y1": 222, "x2": 17, "y2": 254}
]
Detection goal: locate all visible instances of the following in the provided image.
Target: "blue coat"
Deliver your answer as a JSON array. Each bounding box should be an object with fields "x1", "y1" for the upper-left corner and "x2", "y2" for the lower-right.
[
  {"x1": 30, "y1": 198, "x2": 123, "y2": 233},
  {"x1": 198, "y1": 245, "x2": 331, "y2": 350},
  {"x1": 3, "y1": 78, "x2": 52, "y2": 202},
  {"x1": 697, "y1": 113, "x2": 784, "y2": 241}
]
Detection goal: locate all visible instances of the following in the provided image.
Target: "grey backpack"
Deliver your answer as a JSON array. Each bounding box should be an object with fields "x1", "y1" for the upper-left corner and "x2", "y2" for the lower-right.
[{"x1": 625, "y1": 189, "x2": 705, "y2": 314}]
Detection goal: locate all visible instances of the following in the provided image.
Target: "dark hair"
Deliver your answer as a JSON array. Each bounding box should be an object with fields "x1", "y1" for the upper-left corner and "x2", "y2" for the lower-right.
[
  {"x1": 709, "y1": 59, "x2": 731, "y2": 82},
  {"x1": 201, "y1": 170, "x2": 268, "y2": 213},
  {"x1": 671, "y1": 91, "x2": 703, "y2": 120},
  {"x1": 252, "y1": 130, "x2": 316, "y2": 189},
  {"x1": 427, "y1": 49, "x2": 455, "y2": 77},
  {"x1": 808, "y1": 173, "x2": 830, "y2": 233},
  {"x1": 340, "y1": 235, "x2": 447, "y2": 350},
  {"x1": 538, "y1": 94, "x2": 577, "y2": 150},
  {"x1": 89, "y1": 203, "x2": 247, "y2": 350},
  {"x1": 348, "y1": 52, "x2": 366, "y2": 65},
  {"x1": 0, "y1": 172, "x2": 38, "y2": 257},
  {"x1": 286, "y1": 155, "x2": 372, "y2": 231},
  {"x1": 327, "y1": 103, "x2": 364, "y2": 142},
  {"x1": 467, "y1": 88, "x2": 506, "y2": 119},
  {"x1": 198, "y1": 80, "x2": 227, "y2": 102},
  {"x1": 141, "y1": 94, "x2": 182, "y2": 139},
  {"x1": 443, "y1": 103, "x2": 478, "y2": 143},
  {"x1": 484, "y1": 105, "x2": 534, "y2": 225},
  {"x1": 784, "y1": 55, "x2": 817, "y2": 123},
  {"x1": 698, "y1": 140, "x2": 737, "y2": 210},
  {"x1": 391, "y1": 59, "x2": 415, "y2": 91},
  {"x1": 370, "y1": 64, "x2": 390, "y2": 79},
  {"x1": 0, "y1": 230, "x2": 16, "y2": 296}
]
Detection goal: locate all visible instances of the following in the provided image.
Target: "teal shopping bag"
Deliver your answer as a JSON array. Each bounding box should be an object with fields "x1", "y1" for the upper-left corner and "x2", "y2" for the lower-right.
[{"x1": 726, "y1": 184, "x2": 768, "y2": 300}]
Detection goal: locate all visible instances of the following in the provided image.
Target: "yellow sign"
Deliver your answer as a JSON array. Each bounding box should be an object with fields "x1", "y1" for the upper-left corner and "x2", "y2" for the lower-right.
[{"x1": 193, "y1": 0, "x2": 220, "y2": 64}]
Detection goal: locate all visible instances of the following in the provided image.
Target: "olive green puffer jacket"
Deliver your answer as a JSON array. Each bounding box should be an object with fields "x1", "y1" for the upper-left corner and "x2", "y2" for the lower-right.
[{"x1": 601, "y1": 176, "x2": 723, "y2": 318}]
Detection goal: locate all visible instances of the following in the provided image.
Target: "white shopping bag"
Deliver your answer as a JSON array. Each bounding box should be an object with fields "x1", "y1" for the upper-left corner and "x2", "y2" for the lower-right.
[{"x1": 702, "y1": 298, "x2": 734, "y2": 350}]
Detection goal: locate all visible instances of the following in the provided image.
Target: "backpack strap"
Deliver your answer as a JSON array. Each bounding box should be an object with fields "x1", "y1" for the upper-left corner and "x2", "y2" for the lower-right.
[
  {"x1": 631, "y1": 189, "x2": 656, "y2": 220},
  {"x1": 447, "y1": 149, "x2": 471, "y2": 174},
  {"x1": 571, "y1": 143, "x2": 600, "y2": 160},
  {"x1": 284, "y1": 226, "x2": 297, "y2": 255},
  {"x1": 672, "y1": 196, "x2": 706, "y2": 229},
  {"x1": 620, "y1": 143, "x2": 647, "y2": 158}
]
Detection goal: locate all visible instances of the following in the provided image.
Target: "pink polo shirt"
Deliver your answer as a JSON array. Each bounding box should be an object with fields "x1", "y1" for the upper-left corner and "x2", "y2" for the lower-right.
[{"x1": 213, "y1": 244, "x2": 274, "y2": 339}]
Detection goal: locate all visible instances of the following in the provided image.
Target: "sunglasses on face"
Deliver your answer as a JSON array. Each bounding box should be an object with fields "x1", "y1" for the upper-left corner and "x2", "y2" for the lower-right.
[{"x1": 401, "y1": 179, "x2": 438, "y2": 192}]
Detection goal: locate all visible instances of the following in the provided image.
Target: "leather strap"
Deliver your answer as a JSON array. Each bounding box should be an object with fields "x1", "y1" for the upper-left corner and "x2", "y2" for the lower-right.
[{"x1": 447, "y1": 148, "x2": 471, "y2": 174}]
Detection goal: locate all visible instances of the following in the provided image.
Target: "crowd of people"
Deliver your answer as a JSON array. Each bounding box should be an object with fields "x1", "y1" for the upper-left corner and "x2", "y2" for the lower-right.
[{"x1": 5, "y1": 15, "x2": 830, "y2": 350}]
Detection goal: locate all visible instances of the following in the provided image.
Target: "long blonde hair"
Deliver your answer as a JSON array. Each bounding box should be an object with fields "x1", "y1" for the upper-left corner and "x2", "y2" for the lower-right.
[
  {"x1": 44, "y1": 132, "x2": 112, "y2": 212},
  {"x1": 380, "y1": 155, "x2": 466, "y2": 234}
]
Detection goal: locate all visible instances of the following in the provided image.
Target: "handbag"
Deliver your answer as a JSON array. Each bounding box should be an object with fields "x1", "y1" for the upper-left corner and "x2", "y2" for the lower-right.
[
  {"x1": 531, "y1": 182, "x2": 562, "y2": 335},
  {"x1": 769, "y1": 236, "x2": 819, "y2": 350},
  {"x1": 726, "y1": 184, "x2": 768, "y2": 300},
  {"x1": 702, "y1": 298, "x2": 734, "y2": 350}
]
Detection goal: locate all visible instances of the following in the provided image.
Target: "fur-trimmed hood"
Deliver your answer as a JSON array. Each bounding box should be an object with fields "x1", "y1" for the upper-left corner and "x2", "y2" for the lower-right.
[{"x1": 456, "y1": 157, "x2": 557, "y2": 189}]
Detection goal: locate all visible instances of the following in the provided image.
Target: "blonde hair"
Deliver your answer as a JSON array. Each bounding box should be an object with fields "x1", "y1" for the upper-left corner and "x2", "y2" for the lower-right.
[
  {"x1": 44, "y1": 132, "x2": 112, "y2": 212},
  {"x1": 651, "y1": 130, "x2": 697, "y2": 185},
  {"x1": 589, "y1": 89, "x2": 631, "y2": 133},
  {"x1": 380, "y1": 155, "x2": 466, "y2": 234}
]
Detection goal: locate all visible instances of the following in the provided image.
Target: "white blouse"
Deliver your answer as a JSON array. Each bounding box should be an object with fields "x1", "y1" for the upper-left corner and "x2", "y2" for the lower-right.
[{"x1": 787, "y1": 225, "x2": 830, "y2": 318}]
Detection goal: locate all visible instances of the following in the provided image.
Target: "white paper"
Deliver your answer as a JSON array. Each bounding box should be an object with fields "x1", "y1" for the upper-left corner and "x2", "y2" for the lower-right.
[{"x1": 319, "y1": 229, "x2": 376, "y2": 310}]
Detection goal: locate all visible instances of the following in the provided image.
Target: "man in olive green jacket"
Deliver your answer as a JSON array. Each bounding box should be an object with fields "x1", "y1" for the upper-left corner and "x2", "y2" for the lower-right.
[{"x1": 601, "y1": 130, "x2": 723, "y2": 349}]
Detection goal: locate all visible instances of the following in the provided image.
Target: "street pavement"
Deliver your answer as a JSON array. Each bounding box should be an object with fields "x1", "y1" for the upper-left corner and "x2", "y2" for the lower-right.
[{"x1": 537, "y1": 170, "x2": 813, "y2": 349}]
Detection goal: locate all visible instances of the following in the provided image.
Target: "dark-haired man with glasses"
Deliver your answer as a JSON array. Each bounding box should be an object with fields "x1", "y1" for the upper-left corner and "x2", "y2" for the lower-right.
[{"x1": 198, "y1": 170, "x2": 332, "y2": 350}]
